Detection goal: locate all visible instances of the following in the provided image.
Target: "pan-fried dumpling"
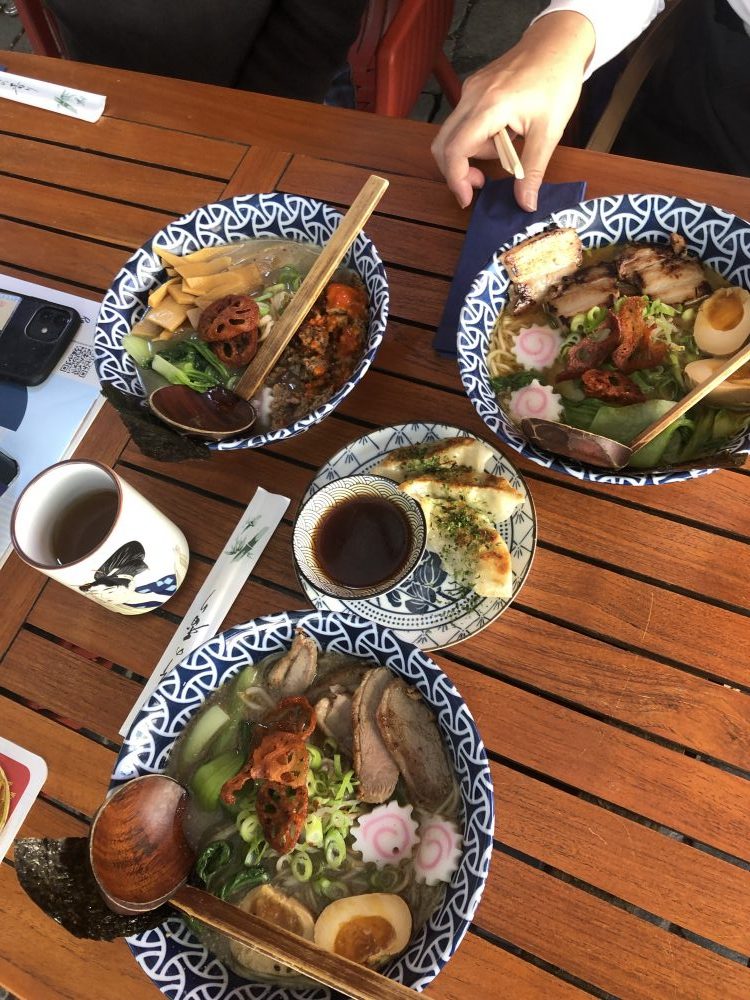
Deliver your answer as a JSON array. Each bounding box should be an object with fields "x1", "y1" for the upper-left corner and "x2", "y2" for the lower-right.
[
  {"x1": 372, "y1": 437, "x2": 492, "y2": 482},
  {"x1": 399, "y1": 468, "x2": 523, "y2": 523},
  {"x1": 418, "y1": 498, "x2": 513, "y2": 600}
]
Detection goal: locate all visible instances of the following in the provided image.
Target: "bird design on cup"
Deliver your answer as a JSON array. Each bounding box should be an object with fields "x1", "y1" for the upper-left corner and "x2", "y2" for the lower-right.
[{"x1": 79, "y1": 540, "x2": 179, "y2": 610}]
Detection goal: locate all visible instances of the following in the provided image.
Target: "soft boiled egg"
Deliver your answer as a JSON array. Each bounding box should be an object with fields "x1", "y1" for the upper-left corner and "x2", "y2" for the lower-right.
[
  {"x1": 684, "y1": 358, "x2": 750, "y2": 409},
  {"x1": 314, "y1": 892, "x2": 412, "y2": 967},
  {"x1": 693, "y1": 286, "x2": 750, "y2": 356},
  {"x1": 230, "y1": 885, "x2": 315, "y2": 978}
]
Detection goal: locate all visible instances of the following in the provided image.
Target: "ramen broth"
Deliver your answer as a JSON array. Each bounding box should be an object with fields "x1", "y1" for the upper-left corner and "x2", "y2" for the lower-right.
[{"x1": 167, "y1": 645, "x2": 460, "y2": 985}]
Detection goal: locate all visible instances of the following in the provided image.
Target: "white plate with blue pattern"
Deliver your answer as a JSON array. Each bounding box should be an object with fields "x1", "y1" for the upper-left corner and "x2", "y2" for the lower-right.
[
  {"x1": 95, "y1": 193, "x2": 389, "y2": 451},
  {"x1": 115, "y1": 609, "x2": 494, "y2": 999},
  {"x1": 295, "y1": 423, "x2": 536, "y2": 650},
  {"x1": 458, "y1": 194, "x2": 750, "y2": 486}
]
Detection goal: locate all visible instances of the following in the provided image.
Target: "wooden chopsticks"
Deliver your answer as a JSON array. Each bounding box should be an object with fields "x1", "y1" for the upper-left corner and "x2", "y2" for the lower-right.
[{"x1": 493, "y1": 128, "x2": 524, "y2": 179}]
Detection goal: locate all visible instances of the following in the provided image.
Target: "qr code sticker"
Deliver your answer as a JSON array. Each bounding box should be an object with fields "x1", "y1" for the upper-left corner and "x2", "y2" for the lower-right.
[{"x1": 59, "y1": 343, "x2": 95, "y2": 379}]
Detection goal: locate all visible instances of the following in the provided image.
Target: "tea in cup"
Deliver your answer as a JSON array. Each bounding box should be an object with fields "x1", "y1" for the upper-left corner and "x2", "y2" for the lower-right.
[{"x1": 11, "y1": 460, "x2": 189, "y2": 615}]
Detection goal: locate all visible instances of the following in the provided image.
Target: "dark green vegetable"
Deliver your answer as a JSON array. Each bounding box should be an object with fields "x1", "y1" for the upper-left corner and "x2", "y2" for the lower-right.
[
  {"x1": 217, "y1": 866, "x2": 268, "y2": 901},
  {"x1": 490, "y1": 369, "x2": 542, "y2": 393},
  {"x1": 151, "y1": 339, "x2": 233, "y2": 392},
  {"x1": 196, "y1": 841, "x2": 232, "y2": 883}
]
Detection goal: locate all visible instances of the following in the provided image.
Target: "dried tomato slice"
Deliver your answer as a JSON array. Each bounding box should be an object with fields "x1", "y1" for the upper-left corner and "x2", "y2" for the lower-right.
[
  {"x1": 256, "y1": 781, "x2": 308, "y2": 854},
  {"x1": 581, "y1": 368, "x2": 646, "y2": 404},
  {"x1": 611, "y1": 296, "x2": 668, "y2": 373},
  {"x1": 556, "y1": 329, "x2": 619, "y2": 382},
  {"x1": 262, "y1": 696, "x2": 316, "y2": 740},
  {"x1": 250, "y1": 731, "x2": 309, "y2": 788}
]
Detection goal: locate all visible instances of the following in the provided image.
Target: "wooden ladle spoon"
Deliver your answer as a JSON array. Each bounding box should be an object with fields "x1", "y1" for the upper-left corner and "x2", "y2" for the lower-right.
[
  {"x1": 149, "y1": 174, "x2": 389, "y2": 440},
  {"x1": 521, "y1": 339, "x2": 750, "y2": 470},
  {"x1": 89, "y1": 774, "x2": 415, "y2": 999}
]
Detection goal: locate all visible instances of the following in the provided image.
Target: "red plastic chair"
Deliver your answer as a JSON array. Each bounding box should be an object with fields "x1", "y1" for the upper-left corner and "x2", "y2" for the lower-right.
[
  {"x1": 14, "y1": 0, "x2": 65, "y2": 57},
  {"x1": 349, "y1": 0, "x2": 462, "y2": 117}
]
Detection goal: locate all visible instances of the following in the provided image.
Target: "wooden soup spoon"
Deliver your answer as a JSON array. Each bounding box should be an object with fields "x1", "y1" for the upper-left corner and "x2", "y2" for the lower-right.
[
  {"x1": 520, "y1": 339, "x2": 750, "y2": 470},
  {"x1": 89, "y1": 774, "x2": 416, "y2": 1000},
  {"x1": 149, "y1": 174, "x2": 390, "y2": 440}
]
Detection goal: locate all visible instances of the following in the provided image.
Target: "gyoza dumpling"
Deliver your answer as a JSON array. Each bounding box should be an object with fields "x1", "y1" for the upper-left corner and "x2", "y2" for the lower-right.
[
  {"x1": 419, "y1": 497, "x2": 513, "y2": 599},
  {"x1": 399, "y1": 467, "x2": 524, "y2": 523},
  {"x1": 372, "y1": 437, "x2": 492, "y2": 482}
]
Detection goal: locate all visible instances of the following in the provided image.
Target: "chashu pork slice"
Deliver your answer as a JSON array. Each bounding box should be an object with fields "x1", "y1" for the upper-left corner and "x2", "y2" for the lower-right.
[
  {"x1": 616, "y1": 244, "x2": 710, "y2": 305},
  {"x1": 352, "y1": 667, "x2": 399, "y2": 803},
  {"x1": 372, "y1": 436, "x2": 493, "y2": 483},
  {"x1": 419, "y1": 497, "x2": 513, "y2": 599},
  {"x1": 399, "y1": 467, "x2": 524, "y2": 523},
  {"x1": 502, "y1": 227, "x2": 583, "y2": 313},
  {"x1": 376, "y1": 678, "x2": 454, "y2": 814},
  {"x1": 547, "y1": 262, "x2": 618, "y2": 321}
]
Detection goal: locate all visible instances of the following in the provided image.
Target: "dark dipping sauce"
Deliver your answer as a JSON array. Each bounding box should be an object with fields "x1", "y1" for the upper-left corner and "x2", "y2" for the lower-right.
[{"x1": 314, "y1": 495, "x2": 412, "y2": 589}]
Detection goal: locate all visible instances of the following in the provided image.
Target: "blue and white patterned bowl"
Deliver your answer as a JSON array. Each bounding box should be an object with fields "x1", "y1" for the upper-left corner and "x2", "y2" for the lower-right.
[
  {"x1": 114, "y1": 609, "x2": 494, "y2": 999},
  {"x1": 95, "y1": 193, "x2": 389, "y2": 451},
  {"x1": 293, "y1": 475, "x2": 427, "y2": 599},
  {"x1": 458, "y1": 194, "x2": 750, "y2": 486}
]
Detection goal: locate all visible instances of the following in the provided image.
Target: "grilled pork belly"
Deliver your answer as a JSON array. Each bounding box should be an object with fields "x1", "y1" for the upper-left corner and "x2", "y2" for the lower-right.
[
  {"x1": 547, "y1": 263, "x2": 618, "y2": 321},
  {"x1": 502, "y1": 227, "x2": 583, "y2": 313},
  {"x1": 616, "y1": 243, "x2": 710, "y2": 305}
]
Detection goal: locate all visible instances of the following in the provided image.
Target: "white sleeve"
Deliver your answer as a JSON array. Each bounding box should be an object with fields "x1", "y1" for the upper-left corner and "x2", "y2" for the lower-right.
[{"x1": 532, "y1": 1, "x2": 665, "y2": 77}]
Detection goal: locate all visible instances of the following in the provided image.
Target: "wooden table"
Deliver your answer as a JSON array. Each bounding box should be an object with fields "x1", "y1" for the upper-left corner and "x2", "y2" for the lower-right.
[{"x1": 1, "y1": 52, "x2": 749, "y2": 1000}]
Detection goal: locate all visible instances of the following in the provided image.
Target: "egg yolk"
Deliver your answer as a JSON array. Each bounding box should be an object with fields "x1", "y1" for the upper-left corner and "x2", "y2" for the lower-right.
[
  {"x1": 704, "y1": 290, "x2": 744, "y2": 332},
  {"x1": 333, "y1": 916, "x2": 395, "y2": 964}
]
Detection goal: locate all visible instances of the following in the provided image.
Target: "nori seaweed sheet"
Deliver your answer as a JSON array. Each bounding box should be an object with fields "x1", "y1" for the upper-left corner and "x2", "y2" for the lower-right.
[
  {"x1": 14, "y1": 837, "x2": 173, "y2": 940},
  {"x1": 101, "y1": 384, "x2": 211, "y2": 463}
]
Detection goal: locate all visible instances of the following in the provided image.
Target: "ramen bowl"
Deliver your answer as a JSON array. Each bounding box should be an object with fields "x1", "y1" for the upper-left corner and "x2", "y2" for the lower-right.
[
  {"x1": 458, "y1": 194, "x2": 750, "y2": 486},
  {"x1": 95, "y1": 193, "x2": 389, "y2": 451},
  {"x1": 114, "y1": 609, "x2": 494, "y2": 999}
]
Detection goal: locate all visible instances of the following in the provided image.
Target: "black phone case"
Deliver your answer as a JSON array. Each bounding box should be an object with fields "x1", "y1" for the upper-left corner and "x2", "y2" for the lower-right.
[
  {"x1": 0, "y1": 450, "x2": 19, "y2": 489},
  {"x1": 0, "y1": 291, "x2": 82, "y2": 387}
]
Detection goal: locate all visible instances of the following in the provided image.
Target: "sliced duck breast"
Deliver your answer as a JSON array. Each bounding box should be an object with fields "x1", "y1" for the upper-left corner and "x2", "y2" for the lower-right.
[
  {"x1": 376, "y1": 678, "x2": 454, "y2": 813},
  {"x1": 352, "y1": 668, "x2": 399, "y2": 803},
  {"x1": 267, "y1": 629, "x2": 318, "y2": 698}
]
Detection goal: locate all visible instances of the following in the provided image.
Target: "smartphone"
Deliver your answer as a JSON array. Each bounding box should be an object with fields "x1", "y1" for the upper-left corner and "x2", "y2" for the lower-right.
[
  {"x1": 0, "y1": 449, "x2": 19, "y2": 492},
  {"x1": 0, "y1": 289, "x2": 81, "y2": 386}
]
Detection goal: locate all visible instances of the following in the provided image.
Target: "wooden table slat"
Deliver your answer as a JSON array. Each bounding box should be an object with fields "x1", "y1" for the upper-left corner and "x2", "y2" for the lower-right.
[{"x1": 0, "y1": 133, "x2": 226, "y2": 214}]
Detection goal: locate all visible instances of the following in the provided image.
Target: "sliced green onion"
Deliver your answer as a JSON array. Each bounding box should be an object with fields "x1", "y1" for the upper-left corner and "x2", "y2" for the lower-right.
[
  {"x1": 291, "y1": 852, "x2": 314, "y2": 882},
  {"x1": 238, "y1": 813, "x2": 262, "y2": 843},
  {"x1": 570, "y1": 313, "x2": 585, "y2": 333},
  {"x1": 307, "y1": 745, "x2": 323, "y2": 770},
  {"x1": 304, "y1": 814, "x2": 324, "y2": 849},
  {"x1": 370, "y1": 866, "x2": 401, "y2": 892},
  {"x1": 682, "y1": 307, "x2": 696, "y2": 323},
  {"x1": 324, "y1": 830, "x2": 347, "y2": 869},
  {"x1": 257, "y1": 301, "x2": 271, "y2": 317},
  {"x1": 315, "y1": 877, "x2": 347, "y2": 900},
  {"x1": 334, "y1": 771, "x2": 355, "y2": 802}
]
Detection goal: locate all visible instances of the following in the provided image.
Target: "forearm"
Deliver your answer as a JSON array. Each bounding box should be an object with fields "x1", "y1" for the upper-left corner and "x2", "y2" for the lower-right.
[{"x1": 532, "y1": 0, "x2": 665, "y2": 77}]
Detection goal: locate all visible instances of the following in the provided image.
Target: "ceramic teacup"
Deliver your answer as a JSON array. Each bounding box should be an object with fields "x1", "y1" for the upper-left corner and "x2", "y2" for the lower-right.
[
  {"x1": 293, "y1": 474, "x2": 426, "y2": 599},
  {"x1": 11, "y1": 460, "x2": 189, "y2": 615}
]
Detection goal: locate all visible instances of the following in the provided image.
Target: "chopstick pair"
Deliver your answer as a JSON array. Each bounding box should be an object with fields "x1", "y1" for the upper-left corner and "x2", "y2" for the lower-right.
[{"x1": 493, "y1": 128, "x2": 524, "y2": 180}]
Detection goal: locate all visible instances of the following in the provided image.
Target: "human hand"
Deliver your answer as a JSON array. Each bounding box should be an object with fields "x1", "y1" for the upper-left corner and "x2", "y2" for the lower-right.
[{"x1": 431, "y1": 12, "x2": 595, "y2": 211}]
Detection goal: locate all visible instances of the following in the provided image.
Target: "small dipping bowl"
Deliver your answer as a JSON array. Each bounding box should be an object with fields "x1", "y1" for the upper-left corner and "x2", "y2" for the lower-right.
[{"x1": 293, "y1": 474, "x2": 426, "y2": 599}]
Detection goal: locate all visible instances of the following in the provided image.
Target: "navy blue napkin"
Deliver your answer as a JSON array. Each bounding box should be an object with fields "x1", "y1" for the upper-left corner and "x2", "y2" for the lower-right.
[{"x1": 433, "y1": 178, "x2": 587, "y2": 355}]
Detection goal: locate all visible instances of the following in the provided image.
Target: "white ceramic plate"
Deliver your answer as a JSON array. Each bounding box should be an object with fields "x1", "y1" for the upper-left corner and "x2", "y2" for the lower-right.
[{"x1": 295, "y1": 422, "x2": 537, "y2": 650}]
